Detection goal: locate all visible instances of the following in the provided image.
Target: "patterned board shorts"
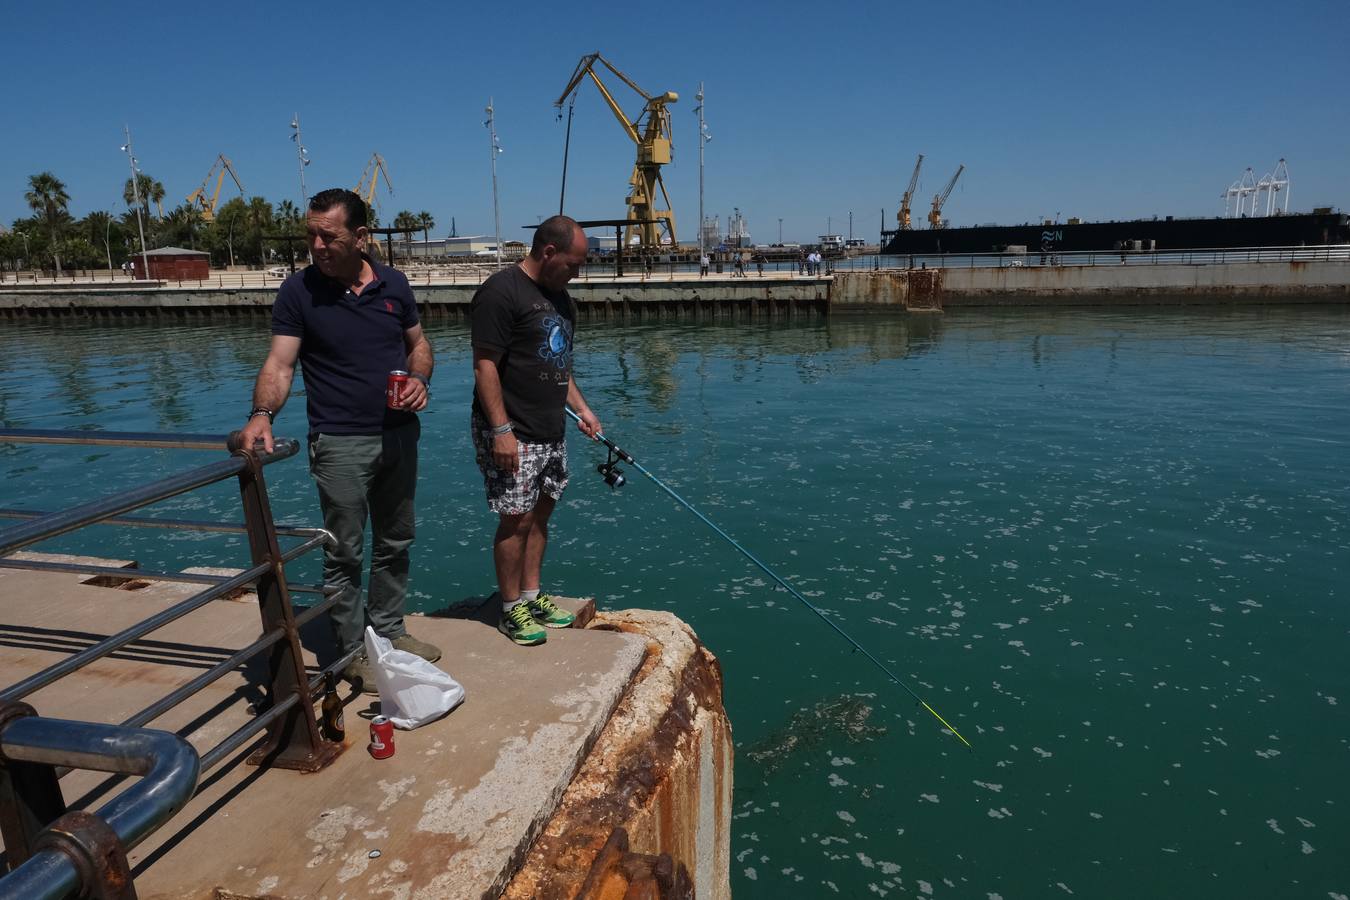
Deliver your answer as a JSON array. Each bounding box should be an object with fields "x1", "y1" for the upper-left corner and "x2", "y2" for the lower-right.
[{"x1": 471, "y1": 413, "x2": 569, "y2": 515}]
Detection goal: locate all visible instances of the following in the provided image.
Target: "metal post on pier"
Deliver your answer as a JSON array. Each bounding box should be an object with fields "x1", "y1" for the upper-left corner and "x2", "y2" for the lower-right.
[
  {"x1": 0, "y1": 702, "x2": 67, "y2": 869},
  {"x1": 231, "y1": 439, "x2": 336, "y2": 772}
]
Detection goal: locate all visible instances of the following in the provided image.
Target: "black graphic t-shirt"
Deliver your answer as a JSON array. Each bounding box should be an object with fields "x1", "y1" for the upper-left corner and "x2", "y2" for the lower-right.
[{"x1": 469, "y1": 265, "x2": 575, "y2": 443}]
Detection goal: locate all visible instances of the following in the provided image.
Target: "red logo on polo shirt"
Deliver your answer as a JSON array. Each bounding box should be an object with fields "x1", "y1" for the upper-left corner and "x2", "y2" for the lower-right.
[{"x1": 385, "y1": 300, "x2": 395, "y2": 313}]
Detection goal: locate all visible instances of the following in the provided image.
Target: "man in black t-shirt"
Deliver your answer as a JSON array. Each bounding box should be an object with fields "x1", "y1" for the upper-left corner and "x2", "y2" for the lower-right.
[{"x1": 470, "y1": 215, "x2": 602, "y2": 646}]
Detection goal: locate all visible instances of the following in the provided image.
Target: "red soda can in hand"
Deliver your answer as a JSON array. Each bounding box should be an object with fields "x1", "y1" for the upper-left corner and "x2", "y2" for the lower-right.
[
  {"x1": 369, "y1": 715, "x2": 395, "y2": 759},
  {"x1": 386, "y1": 370, "x2": 410, "y2": 409}
]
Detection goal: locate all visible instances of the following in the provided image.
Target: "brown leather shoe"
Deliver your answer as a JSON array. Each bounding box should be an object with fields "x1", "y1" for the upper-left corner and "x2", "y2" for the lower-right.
[
  {"x1": 342, "y1": 655, "x2": 379, "y2": 695},
  {"x1": 391, "y1": 633, "x2": 442, "y2": 663}
]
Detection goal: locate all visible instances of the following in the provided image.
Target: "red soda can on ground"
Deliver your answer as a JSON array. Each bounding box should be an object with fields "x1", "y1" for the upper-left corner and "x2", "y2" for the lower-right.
[
  {"x1": 386, "y1": 370, "x2": 410, "y2": 409},
  {"x1": 369, "y1": 715, "x2": 395, "y2": 759}
]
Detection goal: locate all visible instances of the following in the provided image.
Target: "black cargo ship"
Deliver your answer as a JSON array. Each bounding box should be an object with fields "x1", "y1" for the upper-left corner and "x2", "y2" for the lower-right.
[{"x1": 880, "y1": 211, "x2": 1350, "y2": 255}]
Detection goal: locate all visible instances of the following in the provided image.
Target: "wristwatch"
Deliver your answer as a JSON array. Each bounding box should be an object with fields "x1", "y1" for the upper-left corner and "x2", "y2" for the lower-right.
[
  {"x1": 491, "y1": 421, "x2": 514, "y2": 436},
  {"x1": 249, "y1": 407, "x2": 274, "y2": 423}
]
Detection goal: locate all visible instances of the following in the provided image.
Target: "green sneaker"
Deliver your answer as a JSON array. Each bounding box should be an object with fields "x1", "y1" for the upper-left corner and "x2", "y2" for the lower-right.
[
  {"x1": 526, "y1": 593, "x2": 576, "y2": 628},
  {"x1": 498, "y1": 602, "x2": 548, "y2": 646}
]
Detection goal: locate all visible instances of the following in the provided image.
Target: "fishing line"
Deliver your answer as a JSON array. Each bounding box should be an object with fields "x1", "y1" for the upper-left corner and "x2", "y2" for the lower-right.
[{"x1": 567, "y1": 407, "x2": 972, "y2": 751}]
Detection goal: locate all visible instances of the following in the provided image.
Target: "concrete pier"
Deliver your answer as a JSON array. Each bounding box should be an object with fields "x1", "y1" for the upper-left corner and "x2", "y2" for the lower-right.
[{"x1": 0, "y1": 553, "x2": 733, "y2": 898}]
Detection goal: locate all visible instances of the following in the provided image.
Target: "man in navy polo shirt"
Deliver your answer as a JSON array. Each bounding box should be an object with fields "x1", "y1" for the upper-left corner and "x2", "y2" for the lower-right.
[{"x1": 239, "y1": 188, "x2": 440, "y2": 692}]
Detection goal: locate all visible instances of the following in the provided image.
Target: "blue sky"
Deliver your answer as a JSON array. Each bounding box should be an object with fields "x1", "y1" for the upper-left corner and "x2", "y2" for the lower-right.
[{"x1": 3, "y1": 0, "x2": 1346, "y2": 245}]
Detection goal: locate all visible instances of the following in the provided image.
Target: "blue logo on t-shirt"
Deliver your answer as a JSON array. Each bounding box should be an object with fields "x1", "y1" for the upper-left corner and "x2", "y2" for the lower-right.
[{"x1": 538, "y1": 315, "x2": 572, "y2": 370}]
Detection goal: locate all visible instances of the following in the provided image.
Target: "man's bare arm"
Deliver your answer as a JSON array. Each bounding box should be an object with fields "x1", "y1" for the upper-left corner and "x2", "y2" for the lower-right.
[
  {"x1": 239, "y1": 335, "x2": 301, "y2": 453},
  {"x1": 566, "y1": 378, "x2": 600, "y2": 439},
  {"x1": 473, "y1": 347, "x2": 518, "y2": 472},
  {"x1": 396, "y1": 324, "x2": 434, "y2": 411}
]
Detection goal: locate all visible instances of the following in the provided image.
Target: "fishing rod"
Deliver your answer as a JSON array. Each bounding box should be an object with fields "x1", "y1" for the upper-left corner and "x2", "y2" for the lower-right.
[{"x1": 567, "y1": 408, "x2": 972, "y2": 751}]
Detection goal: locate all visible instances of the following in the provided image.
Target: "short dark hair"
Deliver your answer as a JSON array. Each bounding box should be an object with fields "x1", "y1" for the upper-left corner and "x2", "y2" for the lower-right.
[
  {"x1": 531, "y1": 215, "x2": 580, "y2": 257},
  {"x1": 308, "y1": 189, "x2": 368, "y2": 230}
]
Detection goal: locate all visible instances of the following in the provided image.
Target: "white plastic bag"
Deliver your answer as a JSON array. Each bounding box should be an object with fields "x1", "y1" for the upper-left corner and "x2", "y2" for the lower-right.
[{"x1": 363, "y1": 626, "x2": 465, "y2": 730}]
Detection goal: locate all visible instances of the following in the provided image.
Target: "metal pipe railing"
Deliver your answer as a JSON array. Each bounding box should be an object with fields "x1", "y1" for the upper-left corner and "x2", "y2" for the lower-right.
[
  {"x1": 198, "y1": 693, "x2": 301, "y2": 772},
  {"x1": 0, "y1": 849, "x2": 77, "y2": 900},
  {"x1": 0, "y1": 438, "x2": 297, "y2": 557},
  {"x1": 0, "y1": 560, "x2": 329, "y2": 598},
  {"x1": 0, "y1": 529, "x2": 327, "y2": 587},
  {"x1": 0, "y1": 563, "x2": 269, "y2": 704},
  {"x1": 0, "y1": 457, "x2": 247, "y2": 556},
  {"x1": 0, "y1": 716, "x2": 199, "y2": 900},
  {"x1": 0, "y1": 507, "x2": 325, "y2": 539},
  {"x1": 0, "y1": 429, "x2": 237, "y2": 451},
  {"x1": 121, "y1": 627, "x2": 287, "y2": 731},
  {"x1": 0, "y1": 427, "x2": 341, "y2": 896}
]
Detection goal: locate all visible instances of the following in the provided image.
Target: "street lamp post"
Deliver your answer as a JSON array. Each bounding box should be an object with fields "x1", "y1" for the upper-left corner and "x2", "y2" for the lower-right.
[
  {"x1": 778, "y1": 218, "x2": 783, "y2": 244},
  {"x1": 104, "y1": 215, "x2": 114, "y2": 277},
  {"x1": 17, "y1": 231, "x2": 29, "y2": 275},
  {"x1": 120, "y1": 126, "x2": 151, "y2": 280},
  {"x1": 485, "y1": 98, "x2": 503, "y2": 268},
  {"x1": 289, "y1": 114, "x2": 310, "y2": 209},
  {"x1": 226, "y1": 213, "x2": 237, "y2": 269},
  {"x1": 694, "y1": 83, "x2": 711, "y2": 254}
]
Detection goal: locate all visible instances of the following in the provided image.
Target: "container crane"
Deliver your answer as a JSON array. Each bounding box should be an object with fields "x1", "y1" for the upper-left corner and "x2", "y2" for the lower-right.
[
  {"x1": 355, "y1": 153, "x2": 394, "y2": 212},
  {"x1": 898, "y1": 154, "x2": 923, "y2": 230},
  {"x1": 185, "y1": 155, "x2": 245, "y2": 223},
  {"x1": 928, "y1": 164, "x2": 964, "y2": 229},
  {"x1": 555, "y1": 52, "x2": 678, "y2": 249}
]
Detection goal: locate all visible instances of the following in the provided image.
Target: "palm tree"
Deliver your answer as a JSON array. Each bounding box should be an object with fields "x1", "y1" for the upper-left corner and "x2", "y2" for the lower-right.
[
  {"x1": 123, "y1": 173, "x2": 166, "y2": 219},
  {"x1": 162, "y1": 204, "x2": 202, "y2": 250},
  {"x1": 247, "y1": 196, "x2": 274, "y2": 266},
  {"x1": 215, "y1": 198, "x2": 248, "y2": 268},
  {"x1": 82, "y1": 211, "x2": 118, "y2": 273},
  {"x1": 393, "y1": 210, "x2": 417, "y2": 260},
  {"x1": 276, "y1": 200, "x2": 301, "y2": 229},
  {"x1": 25, "y1": 172, "x2": 70, "y2": 276},
  {"x1": 416, "y1": 211, "x2": 435, "y2": 246}
]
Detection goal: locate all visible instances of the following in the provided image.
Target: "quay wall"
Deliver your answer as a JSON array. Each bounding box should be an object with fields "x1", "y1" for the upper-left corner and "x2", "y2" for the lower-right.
[
  {"x1": 831, "y1": 261, "x2": 1350, "y2": 309},
  {"x1": 0, "y1": 261, "x2": 1346, "y2": 319},
  {"x1": 0, "y1": 277, "x2": 830, "y2": 319},
  {"x1": 940, "y1": 260, "x2": 1350, "y2": 304}
]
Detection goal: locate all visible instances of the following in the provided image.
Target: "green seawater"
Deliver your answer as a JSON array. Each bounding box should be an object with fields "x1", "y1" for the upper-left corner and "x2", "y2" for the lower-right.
[{"x1": 2, "y1": 308, "x2": 1348, "y2": 898}]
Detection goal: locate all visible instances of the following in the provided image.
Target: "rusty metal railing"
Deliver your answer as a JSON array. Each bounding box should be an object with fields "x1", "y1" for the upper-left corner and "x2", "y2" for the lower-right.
[{"x1": 0, "y1": 429, "x2": 347, "y2": 899}]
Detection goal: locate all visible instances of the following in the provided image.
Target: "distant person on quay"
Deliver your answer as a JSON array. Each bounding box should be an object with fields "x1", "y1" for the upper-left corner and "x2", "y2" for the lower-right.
[
  {"x1": 469, "y1": 215, "x2": 603, "y2": 646},
  {"x1": 238, "y1": 188, "x2": 440, "y2": 692},
  {"x1": 700, "y1": 252, "x2": 710, "y2": 277}
]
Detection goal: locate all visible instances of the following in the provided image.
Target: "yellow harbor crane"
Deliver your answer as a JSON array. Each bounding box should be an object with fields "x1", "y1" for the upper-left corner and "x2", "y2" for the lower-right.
[
  {"x1": 355, "y1": 153, "x2": 394, "y2": 212},
  {"x1": 556, "y1": 52, "x2": 678, "y2": 249},
  {"x1": 898, "y1": 154, "x2": 924, "y2": 230},
  {"x1": 928, "y1": 164, "x2": 964, "y2": 229},
  {"x1": 185, "y1": 155, "x2": 245, "y2": 223}
]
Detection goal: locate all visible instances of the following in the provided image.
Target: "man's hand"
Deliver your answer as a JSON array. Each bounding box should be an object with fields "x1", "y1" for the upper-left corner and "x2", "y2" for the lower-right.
[
  {"x1": 493, "y1": 431, "x2": 520, "y2": 473},
  {"x1": 575, "y1": 406, "x2": 602, "y2": 441},
  {"x1": 394, "y1": 375, "x2": 429, "y2": 412},
  {"x1": 239, "y1": 415, "x2": 275, "y2": 454}
]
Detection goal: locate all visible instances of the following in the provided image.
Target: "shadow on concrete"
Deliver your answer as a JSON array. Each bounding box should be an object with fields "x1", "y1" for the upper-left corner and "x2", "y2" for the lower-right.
[
  {"x1": 0, "y1": 624, "x2": 239, "y2": 671},
  {"x1": 423, "y1": 593, "x2": 497, "y2": 624}
]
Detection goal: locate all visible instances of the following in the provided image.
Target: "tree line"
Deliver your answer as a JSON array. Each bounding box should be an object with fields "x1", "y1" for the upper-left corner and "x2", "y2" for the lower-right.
[{"x1": 2, "y1": 172, "x2": 438, "y2": 273}]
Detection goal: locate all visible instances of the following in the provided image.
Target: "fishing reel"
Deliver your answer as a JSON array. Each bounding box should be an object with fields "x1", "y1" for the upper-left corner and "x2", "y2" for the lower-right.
[{"x1": 596, "y1": 447, "x2": 626, "y2": 490}]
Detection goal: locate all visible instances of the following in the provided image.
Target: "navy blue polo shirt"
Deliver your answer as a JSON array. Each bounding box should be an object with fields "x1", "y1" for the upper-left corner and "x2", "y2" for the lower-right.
[{"x1": 271, "y1": 255, "x2": 420, "y2": 435}]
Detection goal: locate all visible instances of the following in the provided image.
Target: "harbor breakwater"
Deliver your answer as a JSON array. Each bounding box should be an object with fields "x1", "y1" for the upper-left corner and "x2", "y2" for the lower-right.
[{"x1": 0, "y1": 259, "x2": 1346, "y2": 318}]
